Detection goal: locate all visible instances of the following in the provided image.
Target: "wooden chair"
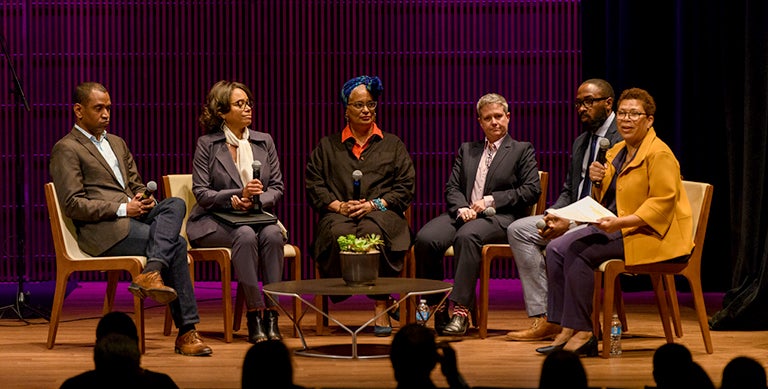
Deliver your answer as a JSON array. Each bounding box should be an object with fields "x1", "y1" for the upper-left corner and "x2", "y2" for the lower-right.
[
  {"x1": 162, "y1": 174, "x2": 301, "y2": 341},
  {"x1": 44, "y1": 182, "x2": 147, "y2": 352},
  {"x1": 592, "y1": 181, "x2": 714, "y2": 358},
  {"x1": 403, "y1": 171, "x2": 549, "y2": 339}
]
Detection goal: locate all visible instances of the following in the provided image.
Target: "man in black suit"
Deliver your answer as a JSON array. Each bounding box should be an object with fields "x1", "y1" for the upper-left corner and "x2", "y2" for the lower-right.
[
  {"x1": 413, "y1": 93, "x2": 541, "y2": 336},
  {"x1": 504, "y1": 79, "x2": 621, "y2": 341}
]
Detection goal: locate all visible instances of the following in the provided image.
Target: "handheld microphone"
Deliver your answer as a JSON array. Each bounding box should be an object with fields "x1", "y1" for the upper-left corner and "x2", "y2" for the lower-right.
[
  {"x1": 352, "y1": 170, "x2": 363, "y2": 200},
  {"x1": 252, "y1": 160, "x2": 262, "y2": 213},
  {"x1": 536, "y1": 218, "x2": 551, "y2": 233},
  {"x1": 141, "y1": 181, "x2": 157, "y2": 200},
  {"x1": 593, "y1": 138, "x2": 610, "y2": 188}
]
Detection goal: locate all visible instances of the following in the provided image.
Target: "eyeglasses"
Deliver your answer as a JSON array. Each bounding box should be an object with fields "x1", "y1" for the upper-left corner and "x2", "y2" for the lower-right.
[
  {"x1": 231, "y1": 99, "x2": 253, "y2": 109},
  {"x1": 348, "y1": 101, "x2": 377, "y2": 110},
  {"x1": 574, "y1": 96, "x2": 609, "y2": 109},
  {"x1": 616, "y1": 110, "x2": 648, "y2": 121}
]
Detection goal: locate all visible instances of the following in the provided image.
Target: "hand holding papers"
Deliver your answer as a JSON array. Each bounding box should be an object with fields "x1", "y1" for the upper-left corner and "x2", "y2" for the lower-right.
[{"x1": 547, "y1": 196, "x2": 616, "y2": 223}]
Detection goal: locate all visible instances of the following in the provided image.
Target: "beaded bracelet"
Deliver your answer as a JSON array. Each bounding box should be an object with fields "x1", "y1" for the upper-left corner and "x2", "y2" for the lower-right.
[{"x1": 372, "y1": 198, "x2": 387, "y2": 211}]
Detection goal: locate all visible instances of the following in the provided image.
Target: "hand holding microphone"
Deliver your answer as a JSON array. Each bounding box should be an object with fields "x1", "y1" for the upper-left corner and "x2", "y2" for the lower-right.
[
  {"x1": 592, "y1": 138, "x2": 610, "y2": 188},
  {"x1": 457, "y1": 206, "x2": 495, "y2": 223},
  {"x1": 141, "y1": 180, "x2": 157, "y2": 200}
]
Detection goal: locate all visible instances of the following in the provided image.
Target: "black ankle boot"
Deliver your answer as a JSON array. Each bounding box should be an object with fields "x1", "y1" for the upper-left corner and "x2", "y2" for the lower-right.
[
  {"x1": 246, "y1": 310, "x2": 267, "y2": 344},
  {"x1": 263, "y1": 309, "x2": 283, "y2": 341}
]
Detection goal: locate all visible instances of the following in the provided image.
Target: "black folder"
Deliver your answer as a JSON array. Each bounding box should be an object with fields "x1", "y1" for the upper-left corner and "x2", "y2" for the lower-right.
[{"x1": 211, "y1": 210, "x2": 277, "y2": 227}]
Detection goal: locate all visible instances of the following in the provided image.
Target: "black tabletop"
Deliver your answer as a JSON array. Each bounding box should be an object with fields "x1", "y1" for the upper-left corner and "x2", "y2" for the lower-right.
[{"x1": 263, "y1": 277, "x2": 452, "y2": 296}]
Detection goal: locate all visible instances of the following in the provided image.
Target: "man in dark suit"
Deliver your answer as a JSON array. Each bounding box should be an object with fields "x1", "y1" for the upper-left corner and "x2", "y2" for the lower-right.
[
  {"x1": 413, "y1": 93, "x2": 541, "y2": 336},
  {"x1": 504, "y1": 79, "x2": 621, "y2": 341},
  {"x1": 49, "y1": 82, "x2": 211, "y2": 356}
]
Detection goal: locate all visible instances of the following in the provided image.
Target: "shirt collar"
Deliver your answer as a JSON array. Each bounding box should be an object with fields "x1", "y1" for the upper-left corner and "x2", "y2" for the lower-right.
[
  {"x1": 341, "y1": 123, "x2": 384, "y2": 143},
  {"x1": 75, "y1": 124, "x2": 107, "y2": 142}
]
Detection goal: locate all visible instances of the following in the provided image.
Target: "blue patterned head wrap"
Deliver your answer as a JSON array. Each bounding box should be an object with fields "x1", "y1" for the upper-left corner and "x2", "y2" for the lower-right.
[{"x1": 340, "y1": 75, "x2": 383, "y2": 107}]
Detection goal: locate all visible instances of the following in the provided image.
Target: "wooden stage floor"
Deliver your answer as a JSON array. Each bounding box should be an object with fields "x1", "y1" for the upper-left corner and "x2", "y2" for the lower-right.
[{"x1": 0, "y1": 279, "x2": 765, "y2": 388}]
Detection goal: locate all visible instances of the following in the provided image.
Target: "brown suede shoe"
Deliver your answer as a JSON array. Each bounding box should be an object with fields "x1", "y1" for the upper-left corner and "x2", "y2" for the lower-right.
[
  {"x1": 505, "y1": 316, "x2": 562, "y2": 341},
  {"x1": 128, "y1": 271, "x2": 178, "y2": 305},
  {"x1": 175, "y1": 330, "x2": 213, "y2": 356}
]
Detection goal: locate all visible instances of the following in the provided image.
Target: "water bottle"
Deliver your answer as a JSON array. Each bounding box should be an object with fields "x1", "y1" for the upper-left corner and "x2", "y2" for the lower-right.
[
  {"x1": 416, "y1": 299, "x2": 430, "y2": 326},
  {"x1": 609, "y1": 313, "x2": 622, "y2": 357}
]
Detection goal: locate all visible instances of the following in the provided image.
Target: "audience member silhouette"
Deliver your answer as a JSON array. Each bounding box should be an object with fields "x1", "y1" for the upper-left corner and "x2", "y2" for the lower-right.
[
  {"x1": 60, "y1": 312, "x2": 178, "y2": 389},
  {"x1": 390, "y1": 323, "x2": 469, "y2": 389},
  {"x1": 721, "y1": 356, "x2": 767, "y2": 389},
  {"x1": 651, "y1": 343, "x2": 693, "y2": 388},
  {"x1": 241, "y1": 340, "x2": 305, "y2": 389},
  {"x1": 538, "y1": 349, "x2": 588, "y2": 389}
]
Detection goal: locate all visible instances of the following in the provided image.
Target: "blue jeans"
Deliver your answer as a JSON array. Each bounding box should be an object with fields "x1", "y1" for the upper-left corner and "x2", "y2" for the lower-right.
[{"x1": 102, "y1": 197, "x2": 199, "y2": 328}]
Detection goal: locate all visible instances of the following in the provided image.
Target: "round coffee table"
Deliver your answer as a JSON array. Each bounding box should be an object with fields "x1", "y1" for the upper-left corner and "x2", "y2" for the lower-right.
[{"x1": 263, "y1": 277, "x2": 452, "y2": 359}]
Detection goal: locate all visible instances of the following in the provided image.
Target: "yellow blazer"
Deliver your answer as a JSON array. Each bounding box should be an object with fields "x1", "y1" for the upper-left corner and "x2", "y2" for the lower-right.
[{"x1": 596, "y1": 128, "x2": 693, "y2": 265}]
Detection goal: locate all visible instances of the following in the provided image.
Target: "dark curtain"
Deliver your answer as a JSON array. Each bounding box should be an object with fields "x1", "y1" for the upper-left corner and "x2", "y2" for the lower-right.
[{"x1": 582, "y1": 0, "x2": 768, "y2": 329}]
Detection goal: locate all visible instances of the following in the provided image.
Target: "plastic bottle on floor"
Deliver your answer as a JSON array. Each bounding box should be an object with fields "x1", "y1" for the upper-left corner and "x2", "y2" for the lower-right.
[
  {"x1": 416, "y1": 299, "x2": 429, "y2": 326},
  {"x1": 610, "y1": 313, "x2": 622, "y2": 357}
]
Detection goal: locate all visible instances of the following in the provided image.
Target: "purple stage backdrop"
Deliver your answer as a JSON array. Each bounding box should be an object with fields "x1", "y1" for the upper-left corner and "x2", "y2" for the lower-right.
[{"x1": 0, "y1": 0, "x2": 581, "y2": 282}]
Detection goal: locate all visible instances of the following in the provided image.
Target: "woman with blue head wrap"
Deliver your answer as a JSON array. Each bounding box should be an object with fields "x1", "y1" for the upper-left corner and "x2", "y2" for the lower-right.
[{"x1": 306, "y1": 76, "x2": 415, "y2": 337}]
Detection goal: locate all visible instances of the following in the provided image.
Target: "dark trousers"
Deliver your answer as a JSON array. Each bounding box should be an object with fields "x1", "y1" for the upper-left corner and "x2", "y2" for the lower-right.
[
  {"x1": 413, "y1": 213, "x2": 506, "y2": 307},
  {"x1": 545, "y1": 224, "x2": 623, "y2": 331},
  {"x1": 192, "y1": 223, "x2": 285, "y2": 309},
  {"x1": 102, "y1": 197, "x2": 199, "y2": 328}
]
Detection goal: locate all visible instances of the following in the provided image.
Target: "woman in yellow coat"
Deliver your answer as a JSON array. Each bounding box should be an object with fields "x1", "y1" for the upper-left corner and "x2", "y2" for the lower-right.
[{"x1": 535, "y1": 88, "x2": 693, "y2": 357}]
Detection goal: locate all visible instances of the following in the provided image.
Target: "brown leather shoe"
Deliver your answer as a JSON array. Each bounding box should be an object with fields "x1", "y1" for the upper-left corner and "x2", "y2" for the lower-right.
[
  {"x1": 505, "y1": 316, "x2": 562, "y2": 341},
  {"x1": 128, "y1": 271, "x2": 178, "y2": 304},
  {"x1": 175, "y1": 330, "x2": 213, "y2": 356}
]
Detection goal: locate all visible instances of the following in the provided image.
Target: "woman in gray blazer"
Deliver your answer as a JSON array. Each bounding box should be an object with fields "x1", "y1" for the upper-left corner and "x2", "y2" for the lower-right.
[{"x1": 187, "y1": 80, "x2": 286, "y2": 344}]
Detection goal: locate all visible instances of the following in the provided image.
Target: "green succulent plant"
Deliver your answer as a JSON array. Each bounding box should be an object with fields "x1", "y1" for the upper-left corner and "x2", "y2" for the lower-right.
[{"x1": 337, "y1": 233, "x2": 384, "y2": 253}]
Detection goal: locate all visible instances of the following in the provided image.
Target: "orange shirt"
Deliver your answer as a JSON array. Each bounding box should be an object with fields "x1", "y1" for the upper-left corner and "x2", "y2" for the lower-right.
[{"x1": 341, "y1": 124, "x2": 384, "y2": 159}]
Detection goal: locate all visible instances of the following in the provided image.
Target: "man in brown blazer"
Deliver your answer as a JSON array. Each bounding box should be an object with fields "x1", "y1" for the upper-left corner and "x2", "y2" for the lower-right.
[{"x1": 49, "y1": 82, "x2": 211, "y2": 356}]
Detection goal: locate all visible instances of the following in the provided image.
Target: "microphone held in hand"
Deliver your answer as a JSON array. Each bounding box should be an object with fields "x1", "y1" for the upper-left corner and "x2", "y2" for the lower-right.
[
  {"x1": 141, "y1": 181, "x2": 157, "y2": 200},
  {"x1": 251, "y1": 160, "x2": 262, "y2": 213},
  {"x1": 593, "y1": 138, "x2": 610, "y2": 188},
  {"x1": 536, "y1": 218, "x2": 551, "y2": 233},
  {"x1": 352, "y1": 170, "x2": 363, "y2": 200},
  {"x1": 482, "y1": 207, "x2": 496, "y2": 217}
]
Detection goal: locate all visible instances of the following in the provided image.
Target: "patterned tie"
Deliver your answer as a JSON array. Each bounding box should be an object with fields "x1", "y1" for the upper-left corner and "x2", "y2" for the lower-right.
[
  {"x1": 471, "y1": 142, "x2": 496, "y2": 203},
  {"x1": 579, "y1": 134, "x2": 599, "y2": 199}
]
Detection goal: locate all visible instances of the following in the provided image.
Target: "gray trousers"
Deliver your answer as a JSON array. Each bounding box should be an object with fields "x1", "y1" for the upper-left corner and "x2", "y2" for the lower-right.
[
  {"x1": 506, "y1": 215, "x2": 550, "y2": 317},
  {"x1": 192, "y1": 223, "x2": 285, "y2": 310}
]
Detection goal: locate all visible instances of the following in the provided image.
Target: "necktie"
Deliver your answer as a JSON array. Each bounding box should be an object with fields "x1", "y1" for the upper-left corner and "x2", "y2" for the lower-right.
[
  {"x1": 471, "y1": 143, "x2": 496, "y2": 203},
  {"x1": 579, "y1": 134, "x2": 599, "y2": 199}
]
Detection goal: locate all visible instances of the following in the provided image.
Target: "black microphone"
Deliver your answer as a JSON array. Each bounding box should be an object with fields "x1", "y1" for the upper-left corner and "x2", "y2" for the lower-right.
[
  {"x1": 252, "y1": 160, "x2": 262, "y2": 213},
  {"x1": 593, "y1": 138, "x2": 610, "y2": 188},
  {"x1": 141, "y1": 181, "x2": 157, "y2": 200},
  {"x1": 352, "y1": 170, "x2": 363, "y2": 200},
  {"x1": 536, "y1": 218, "x2": 551, "y2": 233}
]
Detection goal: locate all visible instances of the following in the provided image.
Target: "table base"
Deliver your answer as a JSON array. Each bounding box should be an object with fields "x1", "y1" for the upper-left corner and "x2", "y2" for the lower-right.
[{"x1": 294, "y1": 343, "x2": 391, "y2": 359}]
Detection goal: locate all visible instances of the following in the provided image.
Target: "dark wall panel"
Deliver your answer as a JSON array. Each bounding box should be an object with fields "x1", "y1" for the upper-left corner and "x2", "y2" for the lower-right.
[{"x1": 0, "y1": 0, "x2": 581, "y2": 282}]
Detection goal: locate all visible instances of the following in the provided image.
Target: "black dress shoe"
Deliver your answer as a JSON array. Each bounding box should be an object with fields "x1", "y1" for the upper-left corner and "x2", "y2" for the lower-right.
[
  {"x1": 535, "y1": 342, "x2": 566, "y2": 355},
  {"x1": 442, "y1": 315, "x2": 469, "y2": 336},
  {"x1": 263, "y1": 309, "x2": 283, "y2": 341},
  {"x1": 433, "y1": 306, "x2": 450, "y2": 335},
  {"x1": 246, "y1": 311, "x2": 268, "y2": 344},
  {"x1": 571, "y1": 336, "x2": 598, "y2": 357}
]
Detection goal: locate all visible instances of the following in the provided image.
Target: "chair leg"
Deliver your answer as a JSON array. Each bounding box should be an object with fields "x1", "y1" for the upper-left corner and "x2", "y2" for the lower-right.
[
  {"x1": 664, "y1": 274, "x2": 683, "y2": 337},
  {"x1": 221, "y1": 264, "x2": 234, "y2": 343},
  {"x1": 315, "y1": 294, "x2": 329, "y2": 335},
  {"x1": 46, "y1": 270, "x2": 72, "y2": 349},
  {"x1": 600, "y1": 265, "x2": 621, "y2": 358},
  {"x1": 685, "y1": 273, "x2": 714, "y2": 353},
  {"x1": 650, "y1": 274, "x2": 674, "y2": 344},
  {"x1": 104, "y1": 270, "x2": 120, "y2": 315},
  {"x1": 477, "y1": 253, "x2": 493, "y2": 339}
]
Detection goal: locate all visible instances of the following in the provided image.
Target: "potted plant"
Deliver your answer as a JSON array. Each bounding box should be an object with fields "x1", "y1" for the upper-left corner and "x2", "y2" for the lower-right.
[{"x1": 337, "y1": 233, "x2": 384, "y2": 286}]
